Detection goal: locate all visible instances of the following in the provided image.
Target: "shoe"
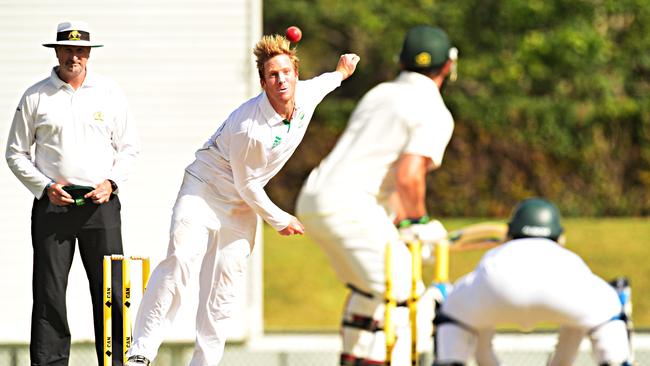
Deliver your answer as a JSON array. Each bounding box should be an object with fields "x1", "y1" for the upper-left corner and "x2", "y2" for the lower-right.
[{"x1": 125, "y1": 355, "x2": 151, "y2": 365}]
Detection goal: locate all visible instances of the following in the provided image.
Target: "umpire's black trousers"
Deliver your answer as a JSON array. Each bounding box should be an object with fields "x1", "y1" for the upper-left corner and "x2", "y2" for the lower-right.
[{"x1": 30, "y1": 195, "x2": 124, "y2": 366}]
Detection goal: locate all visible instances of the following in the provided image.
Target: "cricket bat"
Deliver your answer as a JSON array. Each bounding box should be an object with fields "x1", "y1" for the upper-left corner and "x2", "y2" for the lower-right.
[
  {"x1": 428, "y1": 221, "x2": 507, "y2": 283},
  {"x1": 446, "y1": 222, "x2": 508, "y2": 251}
]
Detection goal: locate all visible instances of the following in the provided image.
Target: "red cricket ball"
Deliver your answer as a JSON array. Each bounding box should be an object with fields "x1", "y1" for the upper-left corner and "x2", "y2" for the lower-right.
[{"x1": 285, "y1": 26, "x2": 302, "y2": 43}]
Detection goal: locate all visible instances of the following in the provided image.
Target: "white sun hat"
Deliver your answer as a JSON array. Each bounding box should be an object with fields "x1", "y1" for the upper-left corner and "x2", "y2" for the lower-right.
[{"x1": 42, "y1": 21, "x2": 103, "y2": 48}]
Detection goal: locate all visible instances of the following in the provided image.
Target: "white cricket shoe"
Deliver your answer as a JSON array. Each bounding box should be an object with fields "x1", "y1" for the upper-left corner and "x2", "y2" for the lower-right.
[{"x1": 125, "y1": 355, "x2": 151, "y2": 365}]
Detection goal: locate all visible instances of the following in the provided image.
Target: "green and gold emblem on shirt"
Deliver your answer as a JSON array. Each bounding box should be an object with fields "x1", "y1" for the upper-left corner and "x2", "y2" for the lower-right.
[
  {"x1": 272, "y1": 136, "x2": 282, "y2": 148},
  {"x1": 93, "y1": 111, "x2": 104, "y2": 122},
  {"x1": 297, "y1": 111, "x2": 306, "y2": 129}
]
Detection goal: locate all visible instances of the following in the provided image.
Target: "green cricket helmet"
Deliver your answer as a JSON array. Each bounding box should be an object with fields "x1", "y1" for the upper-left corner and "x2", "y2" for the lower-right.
[{"x1": 507, "y1": 197, "x2": 564, "y2": 241}]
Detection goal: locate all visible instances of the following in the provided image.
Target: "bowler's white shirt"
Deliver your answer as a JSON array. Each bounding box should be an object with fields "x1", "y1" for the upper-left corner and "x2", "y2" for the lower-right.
[
  {"x1": 186, "y1": 72, "x2": 343, "y2": 231},
  {"x1": 300, "y1": 71, "x2": 454, "y2": 212},
  {"x1": 5, "y1": 67, "x2": 140, "y2": 198}
]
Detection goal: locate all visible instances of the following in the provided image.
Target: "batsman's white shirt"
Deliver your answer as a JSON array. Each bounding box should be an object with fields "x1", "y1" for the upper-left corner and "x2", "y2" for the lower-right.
[
  {"x1": 297, "y1": 71, "x2": 454, "y2": 296},
  {"x1": 299, "y1": 71, "x2": 453, "y2": 213},
  {"x1": 128, "y1": 71, "x2": 343, "y2": 366},
  {"x1": 5, "y1": 67, "x2": 139, "y2": 197}
]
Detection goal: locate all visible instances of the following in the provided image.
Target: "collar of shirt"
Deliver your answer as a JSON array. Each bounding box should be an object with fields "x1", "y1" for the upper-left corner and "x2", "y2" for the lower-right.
[
  {"x1": 396, "y1": 71, "x2": 441, "y2": 96},
  {"x1": 48, "y1": 66, "x2": 98, "y2": 90},
  {"x1": 260, "y1": 91, "x2": 296, "y2": 129}
]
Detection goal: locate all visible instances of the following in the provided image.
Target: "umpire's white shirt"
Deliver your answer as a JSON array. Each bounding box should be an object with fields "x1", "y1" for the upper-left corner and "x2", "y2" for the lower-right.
[
  {"x1": 186, "y1": 71, "x2": 343, "y2": 231},
  {"x1": 299, "y1": 71, "x2": 454, "y2": 212},
  {"x1": 5, "y1": 67, "x2": 140, "y2": 197}
]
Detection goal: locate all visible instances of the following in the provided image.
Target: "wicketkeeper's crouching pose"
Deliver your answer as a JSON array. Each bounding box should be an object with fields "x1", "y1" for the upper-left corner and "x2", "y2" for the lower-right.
[{"x1": 433, "y1": 198, "x2": 634, "y2": 366}]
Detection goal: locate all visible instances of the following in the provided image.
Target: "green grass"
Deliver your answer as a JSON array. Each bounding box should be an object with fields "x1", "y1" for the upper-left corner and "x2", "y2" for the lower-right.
[{"x1": 263, "y1": 217, "x2": 650, "y2": 331}]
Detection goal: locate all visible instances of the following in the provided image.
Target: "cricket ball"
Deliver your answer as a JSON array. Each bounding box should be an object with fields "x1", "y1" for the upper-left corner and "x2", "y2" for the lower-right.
[{"x1": 285, "y1": 26, "x2": 302, "y2": 43}]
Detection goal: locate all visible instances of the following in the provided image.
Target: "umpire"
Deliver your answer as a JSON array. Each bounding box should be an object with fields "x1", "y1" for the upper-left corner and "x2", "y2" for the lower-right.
[{"x1": 5, "y1": 21, "x2": 140, "y2": 365}]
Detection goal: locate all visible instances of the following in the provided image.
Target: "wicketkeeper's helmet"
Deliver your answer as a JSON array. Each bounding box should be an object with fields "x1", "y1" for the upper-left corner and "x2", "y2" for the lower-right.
[{"x1": 507, "y1": 197, "x2": 563, "y2": 241}]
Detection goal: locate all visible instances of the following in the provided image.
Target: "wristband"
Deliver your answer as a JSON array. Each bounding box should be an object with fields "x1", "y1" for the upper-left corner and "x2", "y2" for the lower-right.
[
  {"x1": 397, "y1": 215, "x2": 430, "y2": 228},
  {"x1": 45, "y1": 181, "x2": 55, "y2": 191}
]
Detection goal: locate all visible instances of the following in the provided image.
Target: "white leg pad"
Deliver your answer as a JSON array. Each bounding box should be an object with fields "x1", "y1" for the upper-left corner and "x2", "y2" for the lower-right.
[
  {"x1": 341, "y1": 292, "x2": 413, "y2": 363},
  {"x1": 590, "y1": 320, "x2": 631, "y2": 364},
  {"x1": 416, "y1": 285, "x2": 437, "y2": 353},
  {"x1": 474, "y1": 329, "x2": 499, "y2": 366},
  {"x1": 341, "y1": 292, "x2": 387, "y2": 361},
  {"x1": 435, "y1": 323, "x2": 477, "y2": 364},
  {"x1": 548, "y1": 327, "x2": 584, "y2": 366}
]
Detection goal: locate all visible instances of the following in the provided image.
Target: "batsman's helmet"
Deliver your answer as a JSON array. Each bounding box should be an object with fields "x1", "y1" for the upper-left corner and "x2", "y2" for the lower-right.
[{"x1": 507, "y1": 198, "x2": 563, "y2": 241}]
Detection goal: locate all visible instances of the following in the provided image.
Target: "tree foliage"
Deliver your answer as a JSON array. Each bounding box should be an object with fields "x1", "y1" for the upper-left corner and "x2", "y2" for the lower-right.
[{"x1": 264, "y1": 0, "x2": 650, "y2": 216}]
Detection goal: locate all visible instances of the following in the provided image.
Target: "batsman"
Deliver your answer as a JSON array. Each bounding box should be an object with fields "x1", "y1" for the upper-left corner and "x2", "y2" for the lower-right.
[{"x1": 296, "y1": 25, "x2": 457, "y2": 365}]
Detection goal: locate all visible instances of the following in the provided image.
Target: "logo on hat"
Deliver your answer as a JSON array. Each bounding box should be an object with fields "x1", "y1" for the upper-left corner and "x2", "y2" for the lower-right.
[
  {"x1": 415, "y1": 52, "x2": 432, "y2": 67},
  {"x1": 521, "y1": 225, "x2": 552, "y2": 237},
  {"x1": 400, "y1": 25, "x2": 453, "y2": 70},
  {"x1": 68, "y1": 30, "x2": 82, "y2": 41},
  {"x1": 42, "y1": 21, "x2": 103, "y2": 48}
]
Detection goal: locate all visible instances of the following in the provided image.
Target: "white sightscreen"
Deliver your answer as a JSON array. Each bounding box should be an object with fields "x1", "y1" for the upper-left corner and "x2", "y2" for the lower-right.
[{"x1": 0, "y1": 0, "x2": 263, "y2": 343}]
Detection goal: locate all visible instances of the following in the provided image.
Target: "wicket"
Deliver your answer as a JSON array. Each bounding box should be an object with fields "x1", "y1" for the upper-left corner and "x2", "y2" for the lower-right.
[
  {"x1": 384, "y1": 242, "x2": 397, "y2": 365},
  {"x1": 103, "y1": 255, "x2": 150, "y2": 366},
  {"x1": 408, "y1": 240, "x2": 422, "y2": 366},
  {"x1": 385, "y1": 238, "x2": 450, "y2": 366}
]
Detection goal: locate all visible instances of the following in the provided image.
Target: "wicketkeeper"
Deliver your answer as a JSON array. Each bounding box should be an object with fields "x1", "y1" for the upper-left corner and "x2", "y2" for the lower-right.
[{"x1": 433, "y1": 198, "x2": 634, "y2": 366}]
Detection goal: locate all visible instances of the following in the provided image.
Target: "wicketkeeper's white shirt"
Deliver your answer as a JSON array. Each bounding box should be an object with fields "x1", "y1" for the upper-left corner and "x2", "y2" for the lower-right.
[
  {"x1": 186, "y1": 71, "x2": 343, "y2": 231},
  {"x1": 299, "y1": 71, "x2": 454, "y2": 213},
  {"x1": 5, "y1": 67, "x2": 140, "y2": 198}
]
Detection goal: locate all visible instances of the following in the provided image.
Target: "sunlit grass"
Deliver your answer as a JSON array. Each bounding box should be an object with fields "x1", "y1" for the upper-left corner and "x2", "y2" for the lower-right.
[{"x1": 264, "y1": 217, "x2": 650, "y2": 331}]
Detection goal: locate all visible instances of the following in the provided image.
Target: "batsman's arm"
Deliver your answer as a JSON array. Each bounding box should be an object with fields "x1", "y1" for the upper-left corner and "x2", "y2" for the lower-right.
[{"x1": 394, "y1": 154, "x2": 430, "y2": 221}]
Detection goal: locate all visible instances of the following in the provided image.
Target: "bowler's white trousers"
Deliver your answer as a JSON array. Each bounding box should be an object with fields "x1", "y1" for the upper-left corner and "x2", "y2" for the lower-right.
[{"x1": 128, "y1": 173, "x2": 257, "y2": 365}]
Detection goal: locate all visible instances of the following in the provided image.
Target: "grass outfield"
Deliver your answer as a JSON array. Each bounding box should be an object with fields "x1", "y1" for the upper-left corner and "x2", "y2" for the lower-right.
[{"x1": 263, "y1": 217, "x2": 650, "y2": 331}]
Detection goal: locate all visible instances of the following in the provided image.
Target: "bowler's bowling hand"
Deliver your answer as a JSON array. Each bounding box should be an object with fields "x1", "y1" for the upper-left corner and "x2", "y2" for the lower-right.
[
  {"x1": 336, "y1": 53, "x2": 360, "y2": 80},
  {"x1": 279, "y1": 216, "x2": 305, "y2": 236}
]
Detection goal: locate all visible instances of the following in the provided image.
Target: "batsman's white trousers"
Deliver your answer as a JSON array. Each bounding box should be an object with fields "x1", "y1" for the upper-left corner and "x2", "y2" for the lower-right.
[
  {"x1": 296, "y1": 194, "x2": 410, "y2": 300},
  {"x1": 128, "y1": 173, "x2": 257, "y2": 365},
  {"x1": 297, "y1": 193, "x2": 431, "y2": 362}
]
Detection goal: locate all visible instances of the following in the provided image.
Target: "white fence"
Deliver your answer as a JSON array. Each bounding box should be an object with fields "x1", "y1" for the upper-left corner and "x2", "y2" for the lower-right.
[
  {"x1": 0, "y1": 0, "x2": 263, "y2": 344},
  {"x1": 2, "y1": 332, "x2": 648, "y2": 365}
]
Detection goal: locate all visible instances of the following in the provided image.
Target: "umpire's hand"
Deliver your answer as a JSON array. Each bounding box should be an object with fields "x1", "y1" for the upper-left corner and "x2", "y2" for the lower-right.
[
  {"x1": 86, "y1": 179, "x2": 114, "y2": 204},
  {"x1": 46, "y1": 183, "x2": 74, "y2": 206}
]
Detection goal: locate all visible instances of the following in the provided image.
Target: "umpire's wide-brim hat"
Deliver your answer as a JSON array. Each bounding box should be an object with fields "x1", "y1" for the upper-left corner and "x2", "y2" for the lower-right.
[{"x1": 43, "y1": 21, "x2": 103, "y2": 48}]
